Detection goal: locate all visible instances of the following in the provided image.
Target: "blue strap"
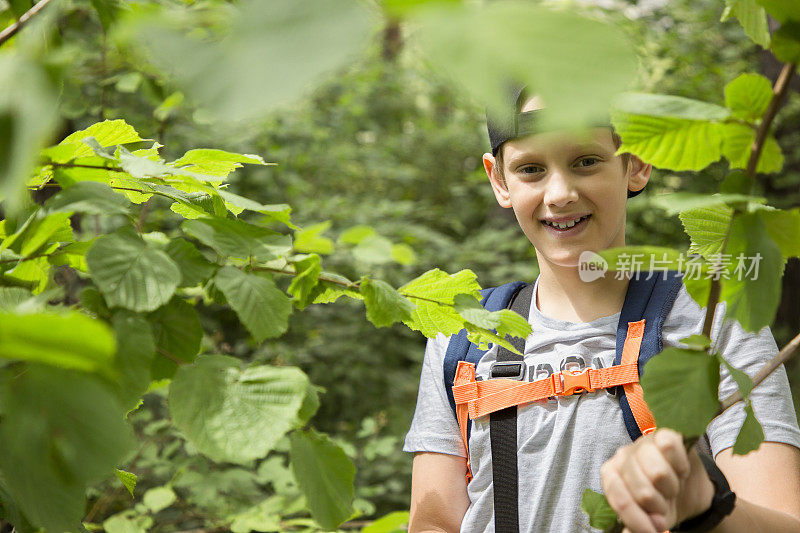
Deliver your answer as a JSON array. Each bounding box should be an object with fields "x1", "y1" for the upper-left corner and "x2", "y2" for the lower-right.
[
  {"x1": 443, "y1": 282, "x2": 527, "y2": 417},
  {"x1": 615, "y1": 271, "x2": 684, "y2": 441}
]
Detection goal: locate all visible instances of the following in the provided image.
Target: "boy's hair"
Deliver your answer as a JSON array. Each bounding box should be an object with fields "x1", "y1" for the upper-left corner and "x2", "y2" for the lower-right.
[{"x1": 493, "y1": 130, "x2": 631, "y2": 185}]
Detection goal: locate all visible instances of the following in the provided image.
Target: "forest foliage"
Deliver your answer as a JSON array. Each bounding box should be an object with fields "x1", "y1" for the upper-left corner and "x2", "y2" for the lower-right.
[{"x1": 0, "y1": 0, "x2": 799, "y2": 532}]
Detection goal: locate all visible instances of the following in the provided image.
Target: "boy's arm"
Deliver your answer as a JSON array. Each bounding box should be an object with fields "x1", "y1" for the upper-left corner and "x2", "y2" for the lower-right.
[{"x1": 409, "y1": 452, "x2": 470, "y2": 533}]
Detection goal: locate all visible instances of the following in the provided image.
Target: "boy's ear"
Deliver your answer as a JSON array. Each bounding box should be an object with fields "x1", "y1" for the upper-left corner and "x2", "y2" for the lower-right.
[
  {"x1": 627, "y1": 155, "x2": 651, "y2": 195},
  {"x1": 483, "y1": 153, "x2": 512, "y2": 208}
]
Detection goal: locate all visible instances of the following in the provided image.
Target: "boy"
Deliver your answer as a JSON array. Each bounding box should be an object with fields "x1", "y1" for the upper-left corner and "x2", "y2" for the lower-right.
[{"x1": 403, "y1": 91, "x2": 800, "y2": 532}]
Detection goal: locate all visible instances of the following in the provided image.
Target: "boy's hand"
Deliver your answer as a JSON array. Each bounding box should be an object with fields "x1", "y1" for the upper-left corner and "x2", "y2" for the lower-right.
[{"x1": 600, "y1": 428, "x2": 715, "y2": 533}]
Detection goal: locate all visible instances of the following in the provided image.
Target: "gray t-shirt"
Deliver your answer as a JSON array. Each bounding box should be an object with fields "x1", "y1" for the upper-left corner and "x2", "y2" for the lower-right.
[{"x1": 403, "y1": 277, "x2": 800, "y2": 533}]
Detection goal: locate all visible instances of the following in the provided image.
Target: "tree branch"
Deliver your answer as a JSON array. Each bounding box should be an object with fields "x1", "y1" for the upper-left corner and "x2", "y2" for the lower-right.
[
  {"x1": 0, "y1": 0, "x2": 55, "y2": 48},
  {"x1": 720, "y1": 330, "x2": 800, "y2": 411},
  {"x1": 700, "y1": 61, "x2": 797, "y2": 339}
]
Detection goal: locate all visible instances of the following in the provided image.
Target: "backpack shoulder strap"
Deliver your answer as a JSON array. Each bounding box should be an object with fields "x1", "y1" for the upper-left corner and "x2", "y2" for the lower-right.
[
  {"x1": 443, "y1": 281, "x2": 527, "y2": 417},
  {"x1": 615, "y1": 271, "x2": 684, "y2": 440}
]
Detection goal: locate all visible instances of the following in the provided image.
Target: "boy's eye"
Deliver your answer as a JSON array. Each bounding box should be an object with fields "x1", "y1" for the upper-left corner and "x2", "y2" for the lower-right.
[
  {"x1": 519, "y1": 165, "x2": 544, "y2": 174},
  {"x1": 576, "y1": 157, "x2": 599, "y2": 168}
]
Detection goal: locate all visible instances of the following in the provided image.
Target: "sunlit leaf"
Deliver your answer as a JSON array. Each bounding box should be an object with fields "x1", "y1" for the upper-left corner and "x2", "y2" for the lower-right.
[
  {"x1": 399, "y1": 269, "x2": 481, "y2": 338},
  {"x1": 724, "y1": 73, "x2": 772, "y2": 121},
  {"x1": 721, "y1": 1, "x2": 771, "y2": 48}
]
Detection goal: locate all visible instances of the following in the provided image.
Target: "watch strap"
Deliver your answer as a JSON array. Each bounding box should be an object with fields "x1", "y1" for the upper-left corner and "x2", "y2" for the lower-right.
[{"x1": 672, "y1": 453, "x2": 736, "y2": 532}]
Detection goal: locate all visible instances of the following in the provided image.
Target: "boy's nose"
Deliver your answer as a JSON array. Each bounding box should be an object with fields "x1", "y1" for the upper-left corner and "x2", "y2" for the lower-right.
[{"x1": 543, "y1": 171, "x2": 579, "y2": 207}]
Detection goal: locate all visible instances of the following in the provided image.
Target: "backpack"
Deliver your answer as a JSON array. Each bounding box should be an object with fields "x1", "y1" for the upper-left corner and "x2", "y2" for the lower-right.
[{"x1": 443, "y1": 271, "x2": 686, "y2": 533}]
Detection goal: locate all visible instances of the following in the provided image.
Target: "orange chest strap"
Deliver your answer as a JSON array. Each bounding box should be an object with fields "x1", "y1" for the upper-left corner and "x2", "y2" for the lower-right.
[{"x1": 452, "y1": 319, "x2": 656, "y2": 482}]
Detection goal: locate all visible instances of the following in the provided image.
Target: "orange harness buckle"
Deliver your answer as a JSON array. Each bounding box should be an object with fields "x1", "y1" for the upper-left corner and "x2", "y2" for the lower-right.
[{"x1": 555, "y1": 368, "x2": 594, "y2": 396}]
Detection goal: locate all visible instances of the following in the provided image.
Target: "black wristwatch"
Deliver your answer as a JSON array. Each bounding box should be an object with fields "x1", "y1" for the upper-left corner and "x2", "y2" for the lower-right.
[{"x1": 672, "y1": 454, "x2": 736, "y2": 532}]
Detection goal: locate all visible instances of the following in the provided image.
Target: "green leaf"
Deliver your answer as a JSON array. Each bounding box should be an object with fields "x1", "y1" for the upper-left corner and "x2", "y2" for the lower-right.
[
  {"x1": 115, "y1": 469, "x2": 137, "y2": 498},
  {"x1": 716, "y1": 353, "x2": 754, "y2": 399},
  {"x1": 754, "y1": 0, "x2": 800, "y2": 22},
  {"x1": 216, "y1": 190, "x2": 293, "y2": 226},
  {"x1": 48, "y1": 240, "x2": 91, "y2": 272},
  {"x1": 681, "y1": 334, "x2": 712, "y2": 351},
  {"x1": 0, "y1": 312, "x2": 115, "y2": 374},
  {"x1": 612, "y1": 116, "x2": 726, "y2": 172},
  {"x1": 390, "y1": 243, "x2": 417, "y2": 265},
  {"x1": 169, "y1": 355, "x2": 309, "y2": 464},
  {"x1": 721, "y1": 123, "x2": 784, "y2": 174},
  {"x1": 148, "y1": 297, "x2": 203, "y2": 380},
  {"x1": 171, "y1": 149, "x2": 268, "y2": 177},
  {"x1": 214, "y1": 266, "x2": 292, "y2": 342},
  {"x1": 294, "y1": 221, "x2": 334, "y2": 255},
  {"x1": 103, "y1": 511, "x2": 153, "y2": 533},
  {"x1": 339, "y1": 225, "x2": 376, "y2": 245},
  {"x1": 722, "y1": 1, "x2": 771, "y2": 49},
  {"x1": 720, "y1": 170, "x2": 752, "y2": 195},
  {"x1": 294, "y1": 384, "x2": 322, "y2": 429},
  {"x1": 362, "y1": 511, "x2": 411, "y2": 533},
  {"x1": 680, "y1": 206, "x2": 733, "y2": 259},
  {"x1": 399, "y1": 269, "x2": 481, "y2": 338},
  {"x1": 0, "y1": 366, "x2": 134, "y2": 533},
  {"x1": 732, "y1": 402, "x2": 765, "y2": 455},
  {"x1": 311, "y1": 280, "x2": 363, "y2": 304},
  {"x1": 143, "y1": 486, "x2": 177, "y2": 513},
  {"x1": 454, "y1": 294, "x2": 531, "y2": 340},
  {"x1": 614, "y1": 92, "x2": 733, "y2": 121},
  {"x1": 123, "y1": 0, "x2": 372, "y2": 124},
  {"x1": 352, "y1": 235, "x2": 393, "y2": 264},
  {"x1": 580, "y1": 489, "x2": 618, "y2": 530},
  {"x1": 183, "y1": 217, "x2": 292, "y2": 262},
  {"x1": 724, "y1": 73, "x2": 772, "y2": 121},
  {"x1": 3, "y1": 211, "x2": 73, "y2": 257},
  {"x1": 360, "y1": 277, "x2": 416, "y2": 328},
  {"x1": 719, "y1": 212, "x2": 784, "y2": 332},
  {"x1": 87, "y1": 228, "x2": 180, "y2": 312},
  {"x1": 647, "y1": 192, "x2": 764, "y2": 216},
  {"x1": 288, "y1": 254, "x2": 322, "y2": 309},
  {"x1": 642, "y1": 347, "x2": 720, "y2": 437},
  {"x1": 0, "y1": 55, "x2": 58, "y2": 215},
  {"x1": 759, "y1": 208, "x2": 800, "y2": 259},
  {"x1": 290, "y1": 430, "x2": 355, "y2": 531},
  {"x1": 771, "y1": 21, "x2": 800, "y2": 64},
  {"x1": 90, "y1": 0, "x2": 124, "y2": 31},
  {"x1": 44, "y1": 181, "x2": 131, "y2": 216},
  {"x1": 154, "y1": 92, "x2": 184, "y2": 122},
  {"x1": 228, "y1": 497, "x2": 282, "y2": 533},
  {"x1": 414, "y1": 3, "x2": 637, "y2": 132},
  {"x1": 59, "y1": 119, "x2": 144, "y2": 160},
  {"x1": 164, "y1": 238, "x2": 217, "y2": 287},
  {"x1": 112, "y1": 311, "x2": 156, "y2": 411}
]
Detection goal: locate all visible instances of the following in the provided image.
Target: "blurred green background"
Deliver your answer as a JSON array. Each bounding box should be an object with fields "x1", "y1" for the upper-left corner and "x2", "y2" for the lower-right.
[{"x1": 2, "y1": 0, "x2": 799, "y2": 530}]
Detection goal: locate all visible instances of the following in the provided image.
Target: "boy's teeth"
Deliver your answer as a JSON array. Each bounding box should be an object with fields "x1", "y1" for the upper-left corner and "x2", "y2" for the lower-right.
[{"x1": 547, "y1": 215, "x2": 587, "y2": 229}]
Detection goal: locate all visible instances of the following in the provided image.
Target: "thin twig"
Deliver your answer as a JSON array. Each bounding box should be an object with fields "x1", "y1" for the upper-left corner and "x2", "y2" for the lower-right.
[
  {"x1": 50, "y1": 162, "x2": 127, "y2": 173},
  {"x1": 0, "y1": 0, "x2": 54, "y2": 47},
  {"x1": 720, "y1": 330, "x2": 800, "y2": 411},
  {"x1": 746, "y1": 63, "x2": 797, "y2": 178}
]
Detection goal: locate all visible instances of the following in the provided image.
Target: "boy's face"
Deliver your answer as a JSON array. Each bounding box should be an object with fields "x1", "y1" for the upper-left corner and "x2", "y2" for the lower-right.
[{"x1": 484, "y1": 126, "x2": 649, "y2": 270}]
